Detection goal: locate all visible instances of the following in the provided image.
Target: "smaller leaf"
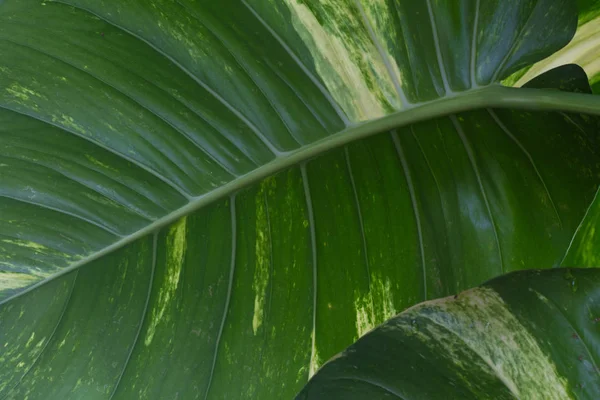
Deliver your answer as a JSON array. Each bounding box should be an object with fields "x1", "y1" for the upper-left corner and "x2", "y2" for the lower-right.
[
  {"x1": 299, "y1": 268, "x2": 600, "y2": 399},
  {"x1": 522, "y1": 64, "x2": 592, "y2": 93},
  {"x1": 512, "y1": 11, "x2": 600, "y2": 89}
]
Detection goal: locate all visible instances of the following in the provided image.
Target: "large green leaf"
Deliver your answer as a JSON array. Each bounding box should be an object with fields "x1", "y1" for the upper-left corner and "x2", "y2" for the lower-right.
[
  {"x1": 299, "y1": 268, "x2": 600, "y2": 399},
  {"x1": 1, "y1": 0, "x2": 600, "y2": 398}
]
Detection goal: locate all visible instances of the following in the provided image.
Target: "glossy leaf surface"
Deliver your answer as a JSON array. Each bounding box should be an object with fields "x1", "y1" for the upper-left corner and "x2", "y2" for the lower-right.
[
  {"x1": 299, "y1": 268, "x2": 600, "y2": 399},
  {"x1": 1, "y1": 0, "x2": 600, "y2": 398}
]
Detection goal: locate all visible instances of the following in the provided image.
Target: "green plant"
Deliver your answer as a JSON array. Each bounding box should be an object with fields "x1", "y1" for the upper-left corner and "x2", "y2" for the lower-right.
[{"x1": 1, "y1": 0, "x2": 599, "y2": 398}]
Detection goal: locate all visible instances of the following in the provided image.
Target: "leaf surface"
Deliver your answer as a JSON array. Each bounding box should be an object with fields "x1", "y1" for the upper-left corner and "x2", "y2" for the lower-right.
[{"x1": 1, "y1": 0, "x2": 600, "y2": 398}]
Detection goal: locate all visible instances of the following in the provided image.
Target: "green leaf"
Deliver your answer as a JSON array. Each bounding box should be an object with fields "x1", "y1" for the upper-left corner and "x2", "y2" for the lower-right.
[
  {"x1": 512, "y1": 7, "x2": 600, "y2": 91},
  {"x1": 578, "y1": 0, "x2": 600, "y2": 24},
  {"x1": 299, "y1": 268, "x2": 600, "y2": 399},
  {"x1": 1, "y1": 0, "x2": 600, "y2": 398},
  {"x1": 491, "y1": 0, "x2": 600, "y2": 87},
  {"x1": 502, "y1": 0, "x2": 600, "y2": 88}
]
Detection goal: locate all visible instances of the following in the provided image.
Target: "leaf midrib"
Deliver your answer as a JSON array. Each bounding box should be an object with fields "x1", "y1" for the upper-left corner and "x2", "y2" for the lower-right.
[{"x1": 3, "y1": 85, "x2": 600, "y2": 306}]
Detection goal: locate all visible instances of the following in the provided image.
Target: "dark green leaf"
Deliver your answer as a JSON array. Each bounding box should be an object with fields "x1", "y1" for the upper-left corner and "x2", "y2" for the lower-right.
[{"x1": 522, "y1": 64, "x2": 592, "y2": 93}]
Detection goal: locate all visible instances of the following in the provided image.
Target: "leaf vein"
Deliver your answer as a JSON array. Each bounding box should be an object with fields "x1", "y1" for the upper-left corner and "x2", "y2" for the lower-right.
[
  {"x1": 109, "y1": 232, "x2": 160, "y2": 399},
  {"x1": 391, "y1": 131, "x2": 427, "y2": 300},
  {"x1": 241, "y1": 0, "x2": 350, "y2": 126},
  {"x1": 50, "y1": 0, "x2": 283, "y2": 156},
  {"x1": 450, "y1": 115, "x2": 504, "y2": 274},
  {"x1": 0, "y1": 105, "x2": 192, "y2": 201},
  {"x1": 1, "y1": 270, "x2": 79, "y2": 399},
  {"x1": 0, "y1": 193, "x2": 122, "y2": 238},
  {"x1": 488, "y1": 109, "x2": 562, "y2": 228},
  {"x1": 1, "y1": 37, "x2": 238, "y2": 181},
  {"x1": 301, "y1": 165, "x2": 319, "y2": 378},
  {"x1": 203, "y1": 195, "x2": 237, "y2": 400}
]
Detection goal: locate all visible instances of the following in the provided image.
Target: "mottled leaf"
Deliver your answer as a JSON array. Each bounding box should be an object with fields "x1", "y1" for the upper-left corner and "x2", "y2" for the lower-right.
[{"x1": 299, "y1": 268, "x2": 600, "y2": 399}]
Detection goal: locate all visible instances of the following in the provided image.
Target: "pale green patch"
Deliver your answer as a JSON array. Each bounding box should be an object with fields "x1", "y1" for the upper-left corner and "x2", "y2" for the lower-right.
[
  {"x1": 252, "y1": 179, "x2": 275, "y2": 335},
  {"x1": 83, "y1": 192, "x2": 122, "y2": 208},
  {"x1": 400, "y1": 287, "x2": 570, "y2": 399},
  {"x1": 156, "y1": 18, "x2": 207, "y2": 62},
  {"x1": 531, "y1": 289, "x2": 551, "y2": 304},
  {"x1": 223, "y1": 65, "x2": 234, "y2": 75},
  {"x1": 144, "y1": 218, "x2": 187, "y2": 346},
  {"x1": 25, "y1": 332, "x2": 35, "y2": 348},
  {"x1": 396, "y1": 315, "x2": 506, "y2": 395},
  {"x1": 5, "y1": 83, "x2": 42, "y2": 112},
  {"x1": 2, "y1": 239, "x2": 49, "y2": 253},
  {"x1": 296, "y1": 365, "x2": 308, "y2": 385},
  {"x1": 6, "y1": 88, "x2": 29, "y2": 103},
  {"x1": 5, "y1": 83, "x2": 43, "y2": 102},
  {"x1": 85, "y1": 155, "x2": 119, "y2": 173},
  {"x1": 360, "y1": 0, "x2": 409, "y2": 99},
  {"x1": 308, "y1": 344, "x2": 321, "y2": 378},
  {"x1": 0, "y1": 239, "x2": 75, "y2": 273},
  {"x1": 51, "y1": 114, "x2": 87, "y2": 135},
  {"x1": 578, "y1": 223, "x2": 599, "y2": 265},
  {"x1": 73, "y1": 378, "x2": 84, "y2": 391},
  {"x1": 354, "y1": 274, "x2": 397, "y2": 338},
  {"x1": 282, "y1": 0, "x2": 395, "y2": 121},
  {"x1": 0, "y1": 272, "x2": 40, "y2": 292},
  {"x1": 564, "y1": 208, "x2": 600, "y2": 266},
  {"x1": 103, "y1": 122, "x2": 117, "y2": 132}
]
